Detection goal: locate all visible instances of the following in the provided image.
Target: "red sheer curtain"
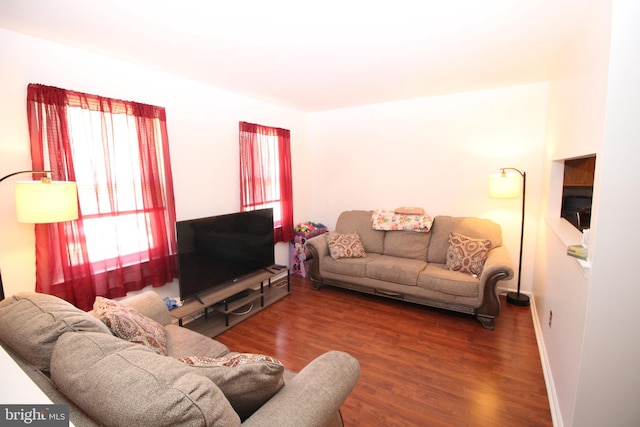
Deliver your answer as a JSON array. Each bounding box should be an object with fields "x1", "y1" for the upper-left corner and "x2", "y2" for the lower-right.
[
  {"x1": 239, "y1": 122, "x2": 294, "y2": 243},
  {"x1": 27, "y1": 84, "x2": 177, "y2": 310}
]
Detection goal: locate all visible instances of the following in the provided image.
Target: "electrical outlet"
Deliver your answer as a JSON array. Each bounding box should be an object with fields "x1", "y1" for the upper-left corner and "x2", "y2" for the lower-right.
[{"x1": 549, "y1": 310, "x2": 553, "y2": 328}]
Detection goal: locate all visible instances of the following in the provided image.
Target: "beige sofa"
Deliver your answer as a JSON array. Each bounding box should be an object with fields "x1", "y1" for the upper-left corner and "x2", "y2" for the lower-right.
[
  {"x1": 305, "y1": 210, "x2": 514, "y2": 329},
  {"x1": 0, "y1": 291, "x2": 360, "y2": 426}
]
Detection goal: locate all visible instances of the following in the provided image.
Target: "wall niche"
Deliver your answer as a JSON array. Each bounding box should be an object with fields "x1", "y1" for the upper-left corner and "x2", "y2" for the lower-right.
[{"x1": 561, "y1": 155, "x2": 596, "y2": 231}]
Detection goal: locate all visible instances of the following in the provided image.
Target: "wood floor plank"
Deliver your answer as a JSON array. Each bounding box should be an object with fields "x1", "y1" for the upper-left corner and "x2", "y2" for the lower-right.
[{"x1": 214, "y1": 276, "x2": 553, "y2": 426}]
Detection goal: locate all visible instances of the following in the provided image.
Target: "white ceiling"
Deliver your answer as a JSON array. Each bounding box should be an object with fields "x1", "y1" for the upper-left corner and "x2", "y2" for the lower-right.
[{"x1": 0, "y1": 0, "x2": 587, "y2": 112}]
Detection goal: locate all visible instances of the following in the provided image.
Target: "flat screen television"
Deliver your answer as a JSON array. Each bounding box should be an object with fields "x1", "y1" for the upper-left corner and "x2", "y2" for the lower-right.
[{"x1": 176, "y1": 208, "x2": 275, "y2": 302}]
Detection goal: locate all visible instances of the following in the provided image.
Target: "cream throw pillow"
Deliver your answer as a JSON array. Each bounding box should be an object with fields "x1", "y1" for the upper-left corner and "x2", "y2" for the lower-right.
[{"x1": 394, "y1": 206, "x2": 425, "y2": 215}]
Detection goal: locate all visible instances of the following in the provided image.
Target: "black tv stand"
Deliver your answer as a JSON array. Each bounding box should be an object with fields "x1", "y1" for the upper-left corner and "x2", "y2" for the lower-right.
[
  {"x1": 194, "y1": 294, "x2": 205, "y2": 305},
  {"x1": 222, "y1": 290, "x2": 250, "y2": 303},
  {"x1": 169, "y1": 267, "x2": 290, "y2": 335},
  {"x1": 265, "y1": 264, "x2": 288, "y2": 274}
]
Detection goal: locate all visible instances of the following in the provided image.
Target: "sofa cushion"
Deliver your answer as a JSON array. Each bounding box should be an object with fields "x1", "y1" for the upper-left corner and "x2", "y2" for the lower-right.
[
  {"x1": 446, "y1": 233, "x2": 491, "y2": 276},
  {"x1": 327, "y1": 232, "x2": 367, "y2": 260},
  {"x1": 165, "y1": 324, "x2": 229, "y2": 358},
  {"x1": 335, "y1": 210, "x2": 385, "y2": 254},
  {"x1": 50, "y1": 332, "x2": 240, "y2": 427},
  {"x1": 1, "y1": 341, "x2": 99, "y2": 426},
  {"x1": 428, "y1": 216, "x2": 502, "y2": 264},
  {"x1": 0, "y1": 292, "x2": 111, "y2": 373},
  {"x1": 93, "y1": 296, "x2": 167, "y2": 355},
  {"x1": 322, "y1": 253, "x2": 380, "y2": 278},
  {"x1": 383, "y1": 230, "x2": 431, "y2": 260},
  {"x1": 418, "y1": 264, "x2": 480, "y2": 299},
  {"x1": 120, "y1": 290, "x2": 173, "y2": 326},
  {"x1": 365, "y1": 256, "x2": 427, "y2": 286},
  {"x1": 177, "y1": 353, "x2": 285, "y2": 421}
]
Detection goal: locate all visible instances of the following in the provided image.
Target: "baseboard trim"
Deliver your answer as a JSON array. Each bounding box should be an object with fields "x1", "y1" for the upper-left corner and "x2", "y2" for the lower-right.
[
  {"x1": 497, "y1": 286, "x2": 562, "y2": 426},
  {"x1": 529, "y1": 295, "x2": 562, "y2": 427}
]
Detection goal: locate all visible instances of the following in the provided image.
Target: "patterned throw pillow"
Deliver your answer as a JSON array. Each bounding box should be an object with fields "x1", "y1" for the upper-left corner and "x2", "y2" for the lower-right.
[
  {"x1": 446, "y1": 232, "x2": 491, "y2": 276},
  {"x1": 326, "y1": 232, "x2": 367, "y2": 260},
  {"x1": 177, "y1": 353, "x2": 283, "y2": 367},
  {"x1": 93, "y1": 297, "x2": 167, "y2": 355},
  {"x1": 177, "y1": 353, "x2": 285, "y2": 420}
]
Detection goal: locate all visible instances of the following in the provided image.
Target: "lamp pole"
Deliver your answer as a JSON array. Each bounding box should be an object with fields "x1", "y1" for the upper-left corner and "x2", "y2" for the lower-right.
[{"x1": 501, "y1": 168, "x2": 530, "y2": 306}]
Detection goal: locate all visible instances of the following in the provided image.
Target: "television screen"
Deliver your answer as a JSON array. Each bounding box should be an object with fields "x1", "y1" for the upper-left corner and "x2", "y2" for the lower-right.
[{"x1": 176, "y1": 208, "x2": 275, "y2": 301}]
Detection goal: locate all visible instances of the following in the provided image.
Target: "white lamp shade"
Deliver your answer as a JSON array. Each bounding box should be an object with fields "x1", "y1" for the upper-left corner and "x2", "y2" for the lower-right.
[
  {"x1": 489, "y1": 173, "x2": 521, "y2": 199},
  {"x1": 15, "y1": 181, "x2": 78, "y2": 223}
]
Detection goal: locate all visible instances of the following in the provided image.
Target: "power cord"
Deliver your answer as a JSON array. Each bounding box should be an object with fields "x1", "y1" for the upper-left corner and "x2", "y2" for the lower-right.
[{"x1": 230, "y1": 303, "x2": 254, "y2": 316}]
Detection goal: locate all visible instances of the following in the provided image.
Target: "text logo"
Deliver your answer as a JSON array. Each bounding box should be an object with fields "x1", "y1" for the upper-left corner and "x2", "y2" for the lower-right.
[{"x1": 1, "y1": 405, "x2": 68, "y2": 426}]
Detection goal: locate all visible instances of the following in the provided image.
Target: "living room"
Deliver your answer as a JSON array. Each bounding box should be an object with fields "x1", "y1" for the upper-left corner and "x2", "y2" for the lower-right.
[{"x1": 0, "y1": 1, "x2": 638, "y2": 426}]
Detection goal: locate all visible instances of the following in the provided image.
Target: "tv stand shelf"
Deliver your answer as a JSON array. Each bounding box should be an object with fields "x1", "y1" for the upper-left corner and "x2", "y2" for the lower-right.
[{"x1": 169, "y1": 267, "x2": 290, "y2": 337}]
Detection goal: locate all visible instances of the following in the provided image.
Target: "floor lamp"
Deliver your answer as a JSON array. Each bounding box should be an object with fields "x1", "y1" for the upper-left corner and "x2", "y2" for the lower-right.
[
  {"x1": 0, "y1": 171, "x2": 78, "y2": 301},
  {"x1": 489, "y1": 167, "x2": 530, "y2": 306}
]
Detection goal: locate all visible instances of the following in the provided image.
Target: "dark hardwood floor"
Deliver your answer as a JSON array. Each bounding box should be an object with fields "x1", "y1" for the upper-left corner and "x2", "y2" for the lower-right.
[{"x1": 215, "y1": 275, "x2": 552, "y2": 427}]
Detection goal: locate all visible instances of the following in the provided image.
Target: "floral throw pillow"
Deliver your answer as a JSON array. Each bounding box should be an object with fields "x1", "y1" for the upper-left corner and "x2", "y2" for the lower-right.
[
  {"x1": 446, "y1": 232, "x2": 491, "y2": 276},
  {"x1": 326, "y1": 232, "x2": 367, "y2": 260},
  {"x1": 371, "y1": 209, "x2": 433, "y2": 232},
  {"x1": 93, "y1": 296, "x2": 167, "y2": 355}
]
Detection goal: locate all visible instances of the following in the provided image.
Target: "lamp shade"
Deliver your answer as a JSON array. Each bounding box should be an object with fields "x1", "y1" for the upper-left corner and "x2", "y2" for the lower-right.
[
  {"x1": 14, "y1": 180, "x2": 78, "y2": 223},
  {"x1": 488, "y1": 173, "x2": 521, "y2": 199}
]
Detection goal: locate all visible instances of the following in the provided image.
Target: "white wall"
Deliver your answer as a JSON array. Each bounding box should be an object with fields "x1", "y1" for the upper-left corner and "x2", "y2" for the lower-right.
[
  {"x1": 1, "y1": 26, "x2": 552, "y2": 301},
  {"x1": 7, "y1": 5, "x2": 639, "y2": 425},
  {"x1": 572, "y1": 0, "x2": 640, "y2": 425},
  {"x1": 535, "y1": 1, "x2": 612, "y2": 425},
  {"x1": 0, "y1": 28, "x2": 309, "y2": 298},
  {"x1": 307, "y1": 84, "x2": 549, "y2": 294},
  {"x1": 537, "y1": 0, "x2": 640, "y2": 425}
]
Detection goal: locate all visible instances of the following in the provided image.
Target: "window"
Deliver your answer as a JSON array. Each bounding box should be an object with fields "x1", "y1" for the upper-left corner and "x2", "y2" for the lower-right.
[
  {"x1": 561, "y1": 156, "x2": 595, "y2": 231},
  {"x1": 27, "y1": 84, "x2": 177, "y2": 310},
  {"x1": 65, "y1": 107, "x2": 154, "y2": 266},
  {"x1": 239, "y1": 122, "x2": 294, "y2": 243}
]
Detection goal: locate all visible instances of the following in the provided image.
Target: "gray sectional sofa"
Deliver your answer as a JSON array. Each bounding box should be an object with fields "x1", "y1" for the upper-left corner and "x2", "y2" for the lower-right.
[
  {"x1": 305, "y1": 210, "x2": 514, "y2": 329},
  {"x1": 0, "y1": 290, "x2": 360, "y2": 426}
]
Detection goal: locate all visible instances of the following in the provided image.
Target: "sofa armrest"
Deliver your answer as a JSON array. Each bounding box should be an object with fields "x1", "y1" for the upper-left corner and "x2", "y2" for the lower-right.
[
  {"x1": 305, "y1": 234, "x2": 329, "y2": 287},
  {"x1": 305, "y1": 234, "x2": 329, "y2": 257},
  {"x1": 481, "y1": 246, "x2": 514, "y2": 282},
  {"x1": 242, "y1": 351, "x2": 360, "y2": 427},
  {"x1": 476, "y1": 246, "x2": 515, "y2": 329},
  {"x1": 121, "y1": 291, "x2": 173, "y2": 327}
]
